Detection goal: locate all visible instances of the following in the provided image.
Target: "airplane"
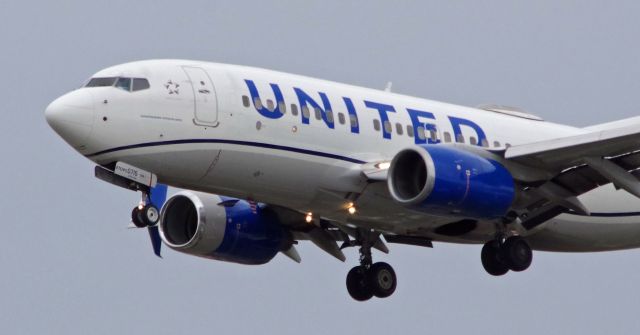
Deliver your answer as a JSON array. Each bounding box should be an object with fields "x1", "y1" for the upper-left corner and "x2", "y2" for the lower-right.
[{"x1": 45, "y1": 59, "x2": 640, "y2": 301}]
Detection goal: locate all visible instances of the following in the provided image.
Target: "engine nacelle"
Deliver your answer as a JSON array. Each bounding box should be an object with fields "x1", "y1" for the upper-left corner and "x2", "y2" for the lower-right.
[
  {"x1": 158, "y1": 191, "x2": 288, "y2": 265},
  {"x1": 387, "y1": 145, "x2": 515, "y2": 219}
]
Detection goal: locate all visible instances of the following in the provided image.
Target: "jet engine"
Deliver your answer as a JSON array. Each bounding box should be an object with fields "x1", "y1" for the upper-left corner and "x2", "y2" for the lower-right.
[
  {"x1": 387, "y1": 145, "x2": 515, "y2": 219},
  {"x1": 158, "y1": 191, "x2": 289, "y2": 265}
]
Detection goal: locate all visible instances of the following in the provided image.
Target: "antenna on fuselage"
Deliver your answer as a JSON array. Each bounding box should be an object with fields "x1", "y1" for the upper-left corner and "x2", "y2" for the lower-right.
[{"x1": 384, "y1": 81, "x2": 393, "y2": 92}]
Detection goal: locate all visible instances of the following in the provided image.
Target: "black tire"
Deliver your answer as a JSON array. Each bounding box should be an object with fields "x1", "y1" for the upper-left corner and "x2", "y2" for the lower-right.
[
  {"x1": 131, "y1": 207, "x2": 147, "y2": 228},
  {"x1": 502, "y1": 236, "x2": 532, "y2": 272},
  {"x1": 142, "y1": 204, "x2": 160, "y2": 226},
  {"x1": 346, "y1": 266, "x2": 373, "y2": 301},
  {"x1": 367, "y1": 262, "x2": 397, "y2": 298},
  {"x1": 481, "y1": 241, "x2": 509, "y2": 276}
]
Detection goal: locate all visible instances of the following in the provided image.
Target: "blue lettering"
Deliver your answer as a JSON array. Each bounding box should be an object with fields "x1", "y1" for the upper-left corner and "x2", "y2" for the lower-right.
[
  {"x1": 449, "y1": 116, "x2": 487, "y2": 146},
  {"x1": 407, "y1": 108, "x2": 439, "y2": 144},
  {"x1": 244, "y1": 79, "x2": 284, "y2": 119},
  {"x1": 294, "y1": 88, "x2": 335, "y2": 129},
  {"x1": 342, "y1": 97, "x2": 359, "y2": 134},
  {"x1": 364, "y1": 101, "x2": 395, "y2": 139}
]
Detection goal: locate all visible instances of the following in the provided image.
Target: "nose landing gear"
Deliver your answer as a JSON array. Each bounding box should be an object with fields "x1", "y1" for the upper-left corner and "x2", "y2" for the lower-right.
[
  {"x1": 131, "y1": 193, "x2": 160, "y2": 228},
  {"x1": 481, "y1": 236, "x2": 532, "y2": 276}
]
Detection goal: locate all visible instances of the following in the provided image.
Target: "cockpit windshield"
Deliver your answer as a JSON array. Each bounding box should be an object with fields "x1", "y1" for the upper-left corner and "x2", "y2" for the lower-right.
[
  {"x1": 85, "y1": 77, "x2": 118, "y2": 87},
  {"x1": 115, "y1": 77, "x2": 131, "y2": 91},
  {"x1": 84, "y1": 77, "x2": 150, "y2": 92}
]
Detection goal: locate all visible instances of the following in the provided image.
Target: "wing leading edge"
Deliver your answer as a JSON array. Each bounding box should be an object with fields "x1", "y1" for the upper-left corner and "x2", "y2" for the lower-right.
[{"x1": 506, "y1": 117, "x2": 640, "y2": 172}]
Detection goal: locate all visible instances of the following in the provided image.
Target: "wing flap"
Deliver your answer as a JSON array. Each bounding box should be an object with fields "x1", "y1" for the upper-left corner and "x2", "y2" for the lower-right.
[
  {"x1": 551, "y1": 150, "x2": 640, "y2": 195},
  {"x1": 498, "y1": 119, "x2": 640, "y2": 217}
]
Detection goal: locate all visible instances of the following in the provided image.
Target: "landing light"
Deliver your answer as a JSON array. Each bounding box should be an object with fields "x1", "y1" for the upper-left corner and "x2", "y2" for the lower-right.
[
  {"x1": 305, "y1": 213, "x2": 313, "y2": 223},
  {"x1": 376, "y1": 162, "x2": 391, "y2": 170},
  {"x1": 347, "y1": 203, "x2": 357, "y2": 215}
]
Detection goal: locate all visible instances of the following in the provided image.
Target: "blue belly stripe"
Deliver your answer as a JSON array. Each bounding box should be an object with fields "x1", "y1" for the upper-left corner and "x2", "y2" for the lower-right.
[
  {"x1": 84, "y1": 139, "x2": 366, "y2": 164},
  {"x1": 568, "y1": 211, "x2": 640, "y2": 217}
]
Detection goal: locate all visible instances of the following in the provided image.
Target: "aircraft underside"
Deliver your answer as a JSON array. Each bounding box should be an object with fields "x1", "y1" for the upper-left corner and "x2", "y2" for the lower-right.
[{"x1": 92, "y1": 145, "x2": 640, "y2": 301}]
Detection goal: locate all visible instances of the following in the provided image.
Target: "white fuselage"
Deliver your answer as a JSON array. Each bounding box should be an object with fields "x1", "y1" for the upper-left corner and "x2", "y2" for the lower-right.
[{"x1": 46, "y1": 59, "x2": 640, "y2": 251}]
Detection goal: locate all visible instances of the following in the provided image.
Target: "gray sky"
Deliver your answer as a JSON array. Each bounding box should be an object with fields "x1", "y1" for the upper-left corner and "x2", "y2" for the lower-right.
[{"x1": 2, "y1": 1, "x2": 640, "y2": 334}]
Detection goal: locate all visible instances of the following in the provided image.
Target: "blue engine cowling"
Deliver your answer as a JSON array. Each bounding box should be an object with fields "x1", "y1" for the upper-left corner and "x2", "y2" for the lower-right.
[
  {"x1": 158, "y1": 191, "x2": 288, "y2": 265},
  {"x1": 387, "y1": 145, "x2": 515, "y2": 219}
]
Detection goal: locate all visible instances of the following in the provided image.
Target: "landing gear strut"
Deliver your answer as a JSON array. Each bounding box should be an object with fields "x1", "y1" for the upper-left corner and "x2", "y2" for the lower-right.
[
  {"x1": 131, "y1": 192, "x2": 159, "y2": 228},
  {"x1": 345, "y1": 233, "x2": 397, "y2": 301},
  {"x1": 481, "y1": 236, "x2": 532, "y2": 276}
]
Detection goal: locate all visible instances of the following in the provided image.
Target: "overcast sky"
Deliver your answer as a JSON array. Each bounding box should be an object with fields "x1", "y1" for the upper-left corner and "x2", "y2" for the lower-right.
[{"x1": 2, "y1": 1, "x2": 640, "y2": 334}]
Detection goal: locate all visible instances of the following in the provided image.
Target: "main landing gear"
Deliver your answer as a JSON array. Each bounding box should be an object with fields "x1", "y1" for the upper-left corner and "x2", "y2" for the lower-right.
[
  {"x1": 481, "y1": 236, "x2": 532, "y2": 276},
  {"x1": 131, "y1": 192, "x2": 159, "y2": 228},
  {"x1": 345, "y1": 235, "x2": 397, "y2": 301}
]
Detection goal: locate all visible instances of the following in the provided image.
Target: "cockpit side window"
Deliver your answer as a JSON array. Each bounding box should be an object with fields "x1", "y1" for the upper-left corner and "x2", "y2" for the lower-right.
[
  {"x1": 115, "y1": 77, "x2": 132, "y2": 91},
  {"x1": 85, "y1": 77, "x2": 118, "y2": 87},
  {"x1": 132, "y1": 78, "x2": 150, "y2": 91}
]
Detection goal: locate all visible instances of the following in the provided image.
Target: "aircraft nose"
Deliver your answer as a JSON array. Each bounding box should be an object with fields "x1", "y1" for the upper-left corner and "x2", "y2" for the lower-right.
[{"x1": 45, "y1": 89, "x2": 95, "y2": 150}]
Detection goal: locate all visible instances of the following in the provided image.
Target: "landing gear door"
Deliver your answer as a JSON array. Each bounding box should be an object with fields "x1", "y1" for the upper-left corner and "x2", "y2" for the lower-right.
[{"x1": 182, "y1": 66, "x2": 219, "y2": 127}]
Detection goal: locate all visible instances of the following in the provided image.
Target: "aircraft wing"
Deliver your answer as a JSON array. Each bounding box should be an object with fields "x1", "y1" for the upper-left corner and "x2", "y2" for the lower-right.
[
  {"x1": 511, "y1": 146, "x2": 640, "y2": 229},
  {"x1": 361, "y1": 118, "x2": 640, "y2": 231},
  {"x1": 505, "y1": 117, "x2": 640, "y2": 172},
  {"x1": 504, "y1": 117, "x2": 640, "y2": 196},
  {"x1": 501, "y1": 118, "x2": 640, "y2": 229}
]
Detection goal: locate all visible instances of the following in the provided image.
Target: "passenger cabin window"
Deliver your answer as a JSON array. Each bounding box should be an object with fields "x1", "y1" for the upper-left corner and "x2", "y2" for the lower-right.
[
  {"x1": 470, "y1": 136, "x2": 477, "y2": 145},
  {"x1": 444, "y1": 132, "x2": 451, "y2": 143},
  {"x1": 396, "y1": 123, "x2": 403, "y2": 135},
  {"x1": 314, "y1": 108, "x2": 322, "y2": 120},
  {"x1": 383, "y1": 121, "x2": 392, "y2": 134},
  {"x1": 481, "y1": 139, "x2": 489, "y2": 147},
  {"x1": 291, "y1": 104, "x2": 299, "y2": 116},
  {"x1": 406, "y1": 125, "x2": 414, "y2": 137},
  {"x1": 417, "y1": 126, "x2": 426, "y2": 140},
  {"x1": 338, "y1": 113, "x2": 346, "y2": 125},
  {"x1": 278, "y1": 102, "x2": 286, "y2": 114},
  {"x1": 254, "y1": 97, "x2": 263, "y2": 109},
  {"x1": 350, "y1": 115, "x2": 358, "y2": 128},
  {"x1": 266, "y1": 99, "x2": 275, "y2": 111},
  {"x1": 242, "y1": 95, "x2": 250, "y2": 107},
  {"x1": 373, "y1": 119, "x2": 381, "y2": 131},
  {"x1": 494, "y1": 141, "x2": 501, "y2": 147},
  {"x1": 327, "y1": 110, "x2": 334, "y2": 123},
  {"x1": 456, "y1": 134, "x2": 465, "y2": 143}
]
